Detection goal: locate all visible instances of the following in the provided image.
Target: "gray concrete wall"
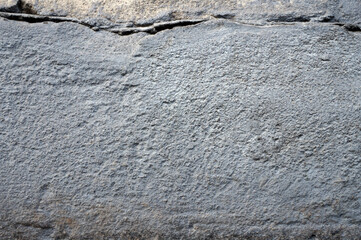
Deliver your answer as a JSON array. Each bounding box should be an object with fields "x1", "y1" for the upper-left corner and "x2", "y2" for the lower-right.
[{"x1": 0, "y1": 0, "x2": 360, "y2": 239}]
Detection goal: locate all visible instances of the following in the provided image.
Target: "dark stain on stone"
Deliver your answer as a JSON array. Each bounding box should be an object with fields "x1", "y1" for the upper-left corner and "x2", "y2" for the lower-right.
[
  {"x1": 16, "y1": 221, "x2": 53, "y2": 229},
  {"x1": 19, "y1": 0, "x2": 37, "y2": 14},
  {"x1": 344, "y1": 24, "x2": 361, "y2": 32},
  {"x1": 267, "y1": 14, "x2": 313, "y2": 22}
]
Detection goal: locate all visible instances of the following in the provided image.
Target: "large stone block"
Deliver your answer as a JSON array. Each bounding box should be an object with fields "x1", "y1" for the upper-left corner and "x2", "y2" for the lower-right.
[
  {"x1": 15, "y1": 0, "x2": 361, "y2": 24},
  {"x1": 0, "y1": 1, "x2": 360, "y2": 239}
]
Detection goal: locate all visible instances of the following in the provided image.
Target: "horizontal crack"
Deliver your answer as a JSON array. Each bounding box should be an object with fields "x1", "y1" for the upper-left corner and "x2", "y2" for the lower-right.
[
  {"x1": 267, "y1": 15, "x2": 313, "y2": 23},
  {"x1": 0, "y1": 11, "x2": 205, "y2": 36},
  {"x1": 344, "y1": 24, "x2": 361, "y2": 32},
  {"x1": 109, "y1": 19, "x2": 206, "y2": 35},
  {"x1": 0, "y1": 11, "x2": 90, "y2": 26},
  {"x1": 16, "y1": 222, "x2": 53, "y2": 229},
  {"x1": 0, "y1": 11, "x2": 359, "y2": 36},
  {"x1": 266, "y1": 13, "x2": 337, "y2": 23}
]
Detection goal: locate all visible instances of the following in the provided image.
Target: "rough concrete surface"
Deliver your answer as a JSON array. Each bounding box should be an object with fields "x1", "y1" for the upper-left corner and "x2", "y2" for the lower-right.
[{"x1": 0, "y1": 0, "x2": 361, "y2": 239}]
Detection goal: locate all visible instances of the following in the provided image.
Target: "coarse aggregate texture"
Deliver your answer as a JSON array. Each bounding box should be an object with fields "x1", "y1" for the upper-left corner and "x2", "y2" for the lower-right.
[{"x1": 0, "y1": 1, "x2": 361, "y2": 239}]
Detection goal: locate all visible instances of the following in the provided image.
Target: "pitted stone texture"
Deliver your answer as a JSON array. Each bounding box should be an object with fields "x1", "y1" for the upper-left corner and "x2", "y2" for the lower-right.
[
  {"x1": 19, "y1": 0, "x2": 361, "y2": 24},
  {"x1": 0, "y1": 19, "x2": 361, "y2": 239}
]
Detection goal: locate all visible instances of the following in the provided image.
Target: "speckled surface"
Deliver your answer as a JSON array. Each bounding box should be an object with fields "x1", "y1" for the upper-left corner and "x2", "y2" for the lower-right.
[{"x1": 0, "y1": 1, "x2": 361, "y2": 239}]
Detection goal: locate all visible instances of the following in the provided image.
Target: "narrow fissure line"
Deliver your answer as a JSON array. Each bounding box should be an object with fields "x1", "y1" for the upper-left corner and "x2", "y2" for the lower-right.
[
  {"x1": 343, "y1": 24, "x2": 361, "y2": 32},
  {"x1": 0, "y1": 11, "x2": 206, "y2": 36},
  {"x1": 0, "y1": 12, "x2": 88, "y2": 25},
  {"x1": 109, "y1": 19, "x2": 206, "y2": 35},
  {"x1": 0, "y1": 11, "x2": 359, "y2": 36}
]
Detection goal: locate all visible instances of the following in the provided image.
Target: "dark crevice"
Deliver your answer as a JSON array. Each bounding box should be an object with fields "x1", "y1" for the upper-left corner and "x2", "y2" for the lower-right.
[
  {"x1": 211, "y1": 13, "x2": 235, "y2": 20},
  {"x1": 0, "y1": 11, "x2": 359, "y2": 36},
  {"x1": 19, "y1": 0, "x2": 37, "y2": 14},
  {"x1": 152, "y1": 20, "x2": 205, "y2": 33},
  {"x1": 317, "y1": 15, "x2": 335, "y2": 23},
  {"x1": 109, "y1": 19, "x2": 205, "y2": 36},
  {"x1": 267, "y1": 14, "x2": 338, "y2": 23},
  {"x1": 0, "y1": 11, "x2": 204, "y2": 36},
  {"x1": 17, "y1": 222, "x2": 53, "y2": 230},
  {"x1": 334, "y1": 23, "x2": 361, "y2": 32},
  {"x1": 1, "y1": 12, "x2": 72, "y2": 23},
  {"x1": 115, "y1": 30, "x2": 137, "y2": 36},
  {"x1": 267, "y1": 14, "x2": 313, "y2": 23},
  {"x1": 334, "y1": 23, "x2": 344, "y2": 27},
  {"x1": 0, "y1": 12, "x2": 93, "y2": 27},
  {"x1": 344, "y1": 24, "x2": 361, "y2": 32}
]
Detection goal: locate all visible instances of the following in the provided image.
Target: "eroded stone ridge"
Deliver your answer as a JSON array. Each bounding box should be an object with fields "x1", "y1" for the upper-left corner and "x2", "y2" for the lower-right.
[{"x1": 1, "y1": 0, "x2": 361, "y2": 25}]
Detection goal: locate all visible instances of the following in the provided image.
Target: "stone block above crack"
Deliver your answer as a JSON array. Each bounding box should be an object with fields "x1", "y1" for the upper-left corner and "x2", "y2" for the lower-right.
[
  {"x1": 14, "y1": 0, "x2": 361, "y2": 25},
  {"x1": 0, "y1": 0, "x2": 20, "y2": 12}
]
